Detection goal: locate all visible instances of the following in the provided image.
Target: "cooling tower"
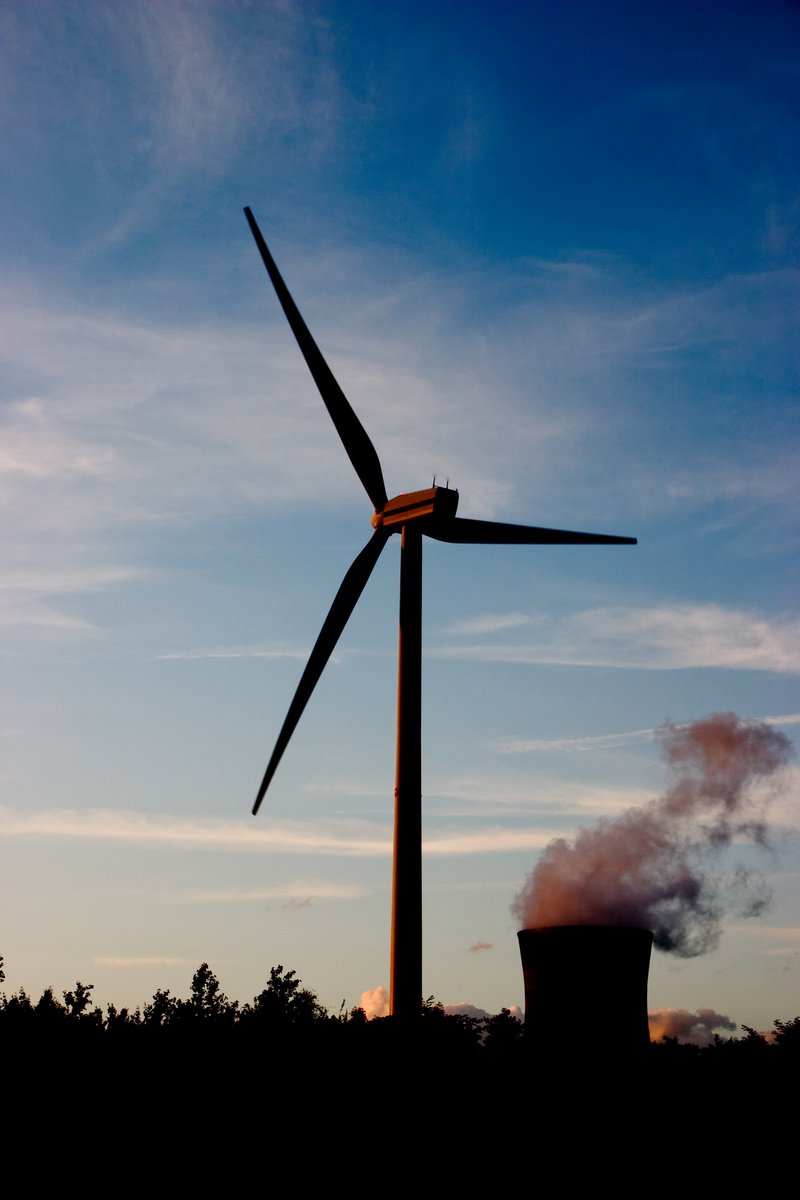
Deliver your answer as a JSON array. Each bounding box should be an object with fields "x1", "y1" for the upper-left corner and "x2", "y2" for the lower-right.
[{"x1": 517, "y1": 925, "x2": 653, "y2": 1058}]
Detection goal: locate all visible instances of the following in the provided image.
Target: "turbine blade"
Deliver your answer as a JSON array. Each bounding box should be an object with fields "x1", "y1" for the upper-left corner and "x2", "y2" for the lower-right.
[
  {"x1": 244, "y1": 207, "x2": 388, "y2": 512},
  {"x1": 425, "y1": 517, "x2": 637, "y2": 545},
  {"x1": 252, "y1": 528, "x2": 390, "y2": 815}
]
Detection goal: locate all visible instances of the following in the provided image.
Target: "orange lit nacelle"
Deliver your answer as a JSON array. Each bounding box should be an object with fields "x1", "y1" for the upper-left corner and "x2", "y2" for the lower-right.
[{"x1": 372, "y1": 486, "x2": 459, "y2": 530}]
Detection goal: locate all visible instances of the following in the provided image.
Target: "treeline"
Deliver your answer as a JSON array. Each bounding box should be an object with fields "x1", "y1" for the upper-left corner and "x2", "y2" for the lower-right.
[
  {"x1": 4, "y1": 954, "x2": 799, "y2": 1165},
  {"x1": 0, "y1": 957, "x2": 524, "y2": 1065},
  {"x1": 2, "y1": 954, "x2": 798, "y2": 1063}
]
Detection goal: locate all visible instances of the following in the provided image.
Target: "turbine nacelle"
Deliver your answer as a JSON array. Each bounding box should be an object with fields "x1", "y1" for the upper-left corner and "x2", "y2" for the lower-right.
[{"x1": 372, "y1": 485, "x2": 459, "y2": 531}]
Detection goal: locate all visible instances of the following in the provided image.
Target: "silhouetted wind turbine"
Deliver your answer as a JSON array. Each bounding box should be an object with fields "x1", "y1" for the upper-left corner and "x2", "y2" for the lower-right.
[{"x1": 244, "y1": 206, "x2": 636, "y2": 1019}]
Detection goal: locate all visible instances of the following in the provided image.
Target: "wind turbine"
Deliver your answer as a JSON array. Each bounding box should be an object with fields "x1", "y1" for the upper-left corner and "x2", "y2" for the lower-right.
[{"x1": 243, "y1": 206, "x2": 636, "y2": 1019}]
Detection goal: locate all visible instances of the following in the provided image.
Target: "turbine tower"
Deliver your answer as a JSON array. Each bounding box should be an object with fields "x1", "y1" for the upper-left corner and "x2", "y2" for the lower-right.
[{"x1": 243, "y1": 207, "x2": 636, "y2": 1019}]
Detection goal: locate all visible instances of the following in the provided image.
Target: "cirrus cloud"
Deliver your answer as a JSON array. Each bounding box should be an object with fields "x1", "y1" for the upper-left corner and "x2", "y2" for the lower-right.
[{"x1": 434, "y1": 603, "x2": 800, "y2": 674}]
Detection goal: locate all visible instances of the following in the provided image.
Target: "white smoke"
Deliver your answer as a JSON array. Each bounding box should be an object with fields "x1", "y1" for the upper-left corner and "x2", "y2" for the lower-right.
[{"x1": 513, "y1": 713, "x2": 792, "y2": 955}]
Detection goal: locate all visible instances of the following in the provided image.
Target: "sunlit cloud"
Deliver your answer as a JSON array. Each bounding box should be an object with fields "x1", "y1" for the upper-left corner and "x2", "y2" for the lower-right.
[
  {"x1": 0, "y1": 805, "x2": 558, "y2": 857},
  {"x1": 429, "y1": 765, "x2": 799, "y2": 837},
  {"x1": 434, "y1": 604, "x2": 800, "y2": 673},
  {"x1": 428, "y1": 773, "x2": 649, "y2": 817},
  {"x1": 444, "y1": 1001, "x2": 491, "y2": 1020},
  {"x1": 424, "y1": 827, "x2": 556, "y2": 855},
  {"x1": 442, "y1": 1000, "x2": 523, "y2": 1021},
  {"x1": 359, "y1": 985, "x2": 390, "y2": 1019},
  {"x1": 0, "y1": 807, "x2": 391, "y2": 856},
  {"x1": 648, "y1": 1008, "x2": 737, "y2": 1046}
]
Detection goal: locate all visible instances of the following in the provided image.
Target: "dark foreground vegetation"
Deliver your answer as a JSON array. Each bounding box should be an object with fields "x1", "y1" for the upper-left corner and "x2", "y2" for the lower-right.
[
  {"x1": 1, "y1": 959, "x2": 531, "y2": 1085},
  {"x1": 3, "y1": 955, "x2": 797, "y2": 1059},
  {"x1": 2, "y1": 955, "x2": 797, "y2": 1170}
]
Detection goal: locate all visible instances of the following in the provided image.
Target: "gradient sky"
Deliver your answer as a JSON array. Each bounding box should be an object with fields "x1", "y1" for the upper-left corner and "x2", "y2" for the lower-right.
[{"x1": 1, "y1": 0, "x2": 798, "y2": 1031}]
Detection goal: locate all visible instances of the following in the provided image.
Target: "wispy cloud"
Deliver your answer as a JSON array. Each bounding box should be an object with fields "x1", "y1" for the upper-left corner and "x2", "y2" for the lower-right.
[
  {"x1": 0, "y1": 604, "x2": 94, "y2": 632},
  {"x1": 521, "y1": 256, "x2": 603, "y2": 279},
  {"x1": 0, "y1": 277, "x2": 531, "y2": 556},
  {"x1": 0, "y1": 293, "x2": 330, "y2": 535},
  {"x1": 182, "y1": 881, "x2": 364, "y2": 903},
  {"x1": 494, "y1": 727, "x2": 659, "y2": 754},
  {"x1": 131, "y1": 4, "x2": 246, "y2": 175},
  {"x1": 424, "y1": 827, "x2": 558, "y2": 856},
  {"x1": 429, "y1": 762, "x2": 799, "y2": 832},
  {"x1": 606, "y1": 269, "x2": 800, "y2": 362},
  {"x1": 434, "y1": 604, "x2": 800, "y2": 674},
  {"x1": 428, "y1": 773, "x2": 649, "y2": 818},
  {"x1": 157, "y1": 646, "x2": 312, "y2": 662},
  {"x1": 0, "y1": 805, "x2": 558, "y2": 857},
  {"x1": 0, "y1": 807, "x2": 391, "y2": 856},
  {"x1": 494, "y1": 712, "x2": 800, "y2": 754},
  {"x1": 93, "y1": 956, "x2": 190, "y2": 969},
  {"x1": 2, "y1": 262, "x2": 795, "y2": 601},
  {"x1": 0, "y1": 266, "x2": 594, "y2": 648},
  {"x1": 0, "y1": 566, "x2": 142, "y2": 596},
  {"x1": 70, "y1": 6, "x2": 253, "y2": 250},
  {"x1": 0, "y1": 563, "x2": 143, "y2": 631},
  {"x1": 445, "y1": 612, "x2": 533, "y2": 636}
]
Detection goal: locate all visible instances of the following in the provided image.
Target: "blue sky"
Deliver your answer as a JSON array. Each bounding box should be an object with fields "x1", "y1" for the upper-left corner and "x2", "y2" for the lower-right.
[{"x1": 1, "y1": 0, "x2": 798, "y2": 1031}]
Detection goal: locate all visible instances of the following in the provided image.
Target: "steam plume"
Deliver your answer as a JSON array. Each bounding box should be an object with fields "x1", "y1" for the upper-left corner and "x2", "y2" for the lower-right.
[{"x1": 512, "y1": 713, "x2": 792, "y2": 955}]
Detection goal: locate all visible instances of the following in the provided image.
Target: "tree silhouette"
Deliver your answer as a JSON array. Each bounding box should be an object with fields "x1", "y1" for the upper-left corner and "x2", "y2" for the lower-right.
[
  {"x1": 186, "y1": 962, "x2": 236, "y2": 1025},
  {"x1": 482, "y1": 1007, "x2": 524, "y2": 1058},
  {"x1": 63, "y1": 981, "x2": 97, "y2": 1019},
  {"x1": 142, "y1": 987, "x2": 178, "y2": 1028},
  {"x1": 243, "y1": 964, "x2": 325, "y2": 1028},
  {"x1": 772, "y1": 1017, "x2": 800, "y2": 1054}
]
